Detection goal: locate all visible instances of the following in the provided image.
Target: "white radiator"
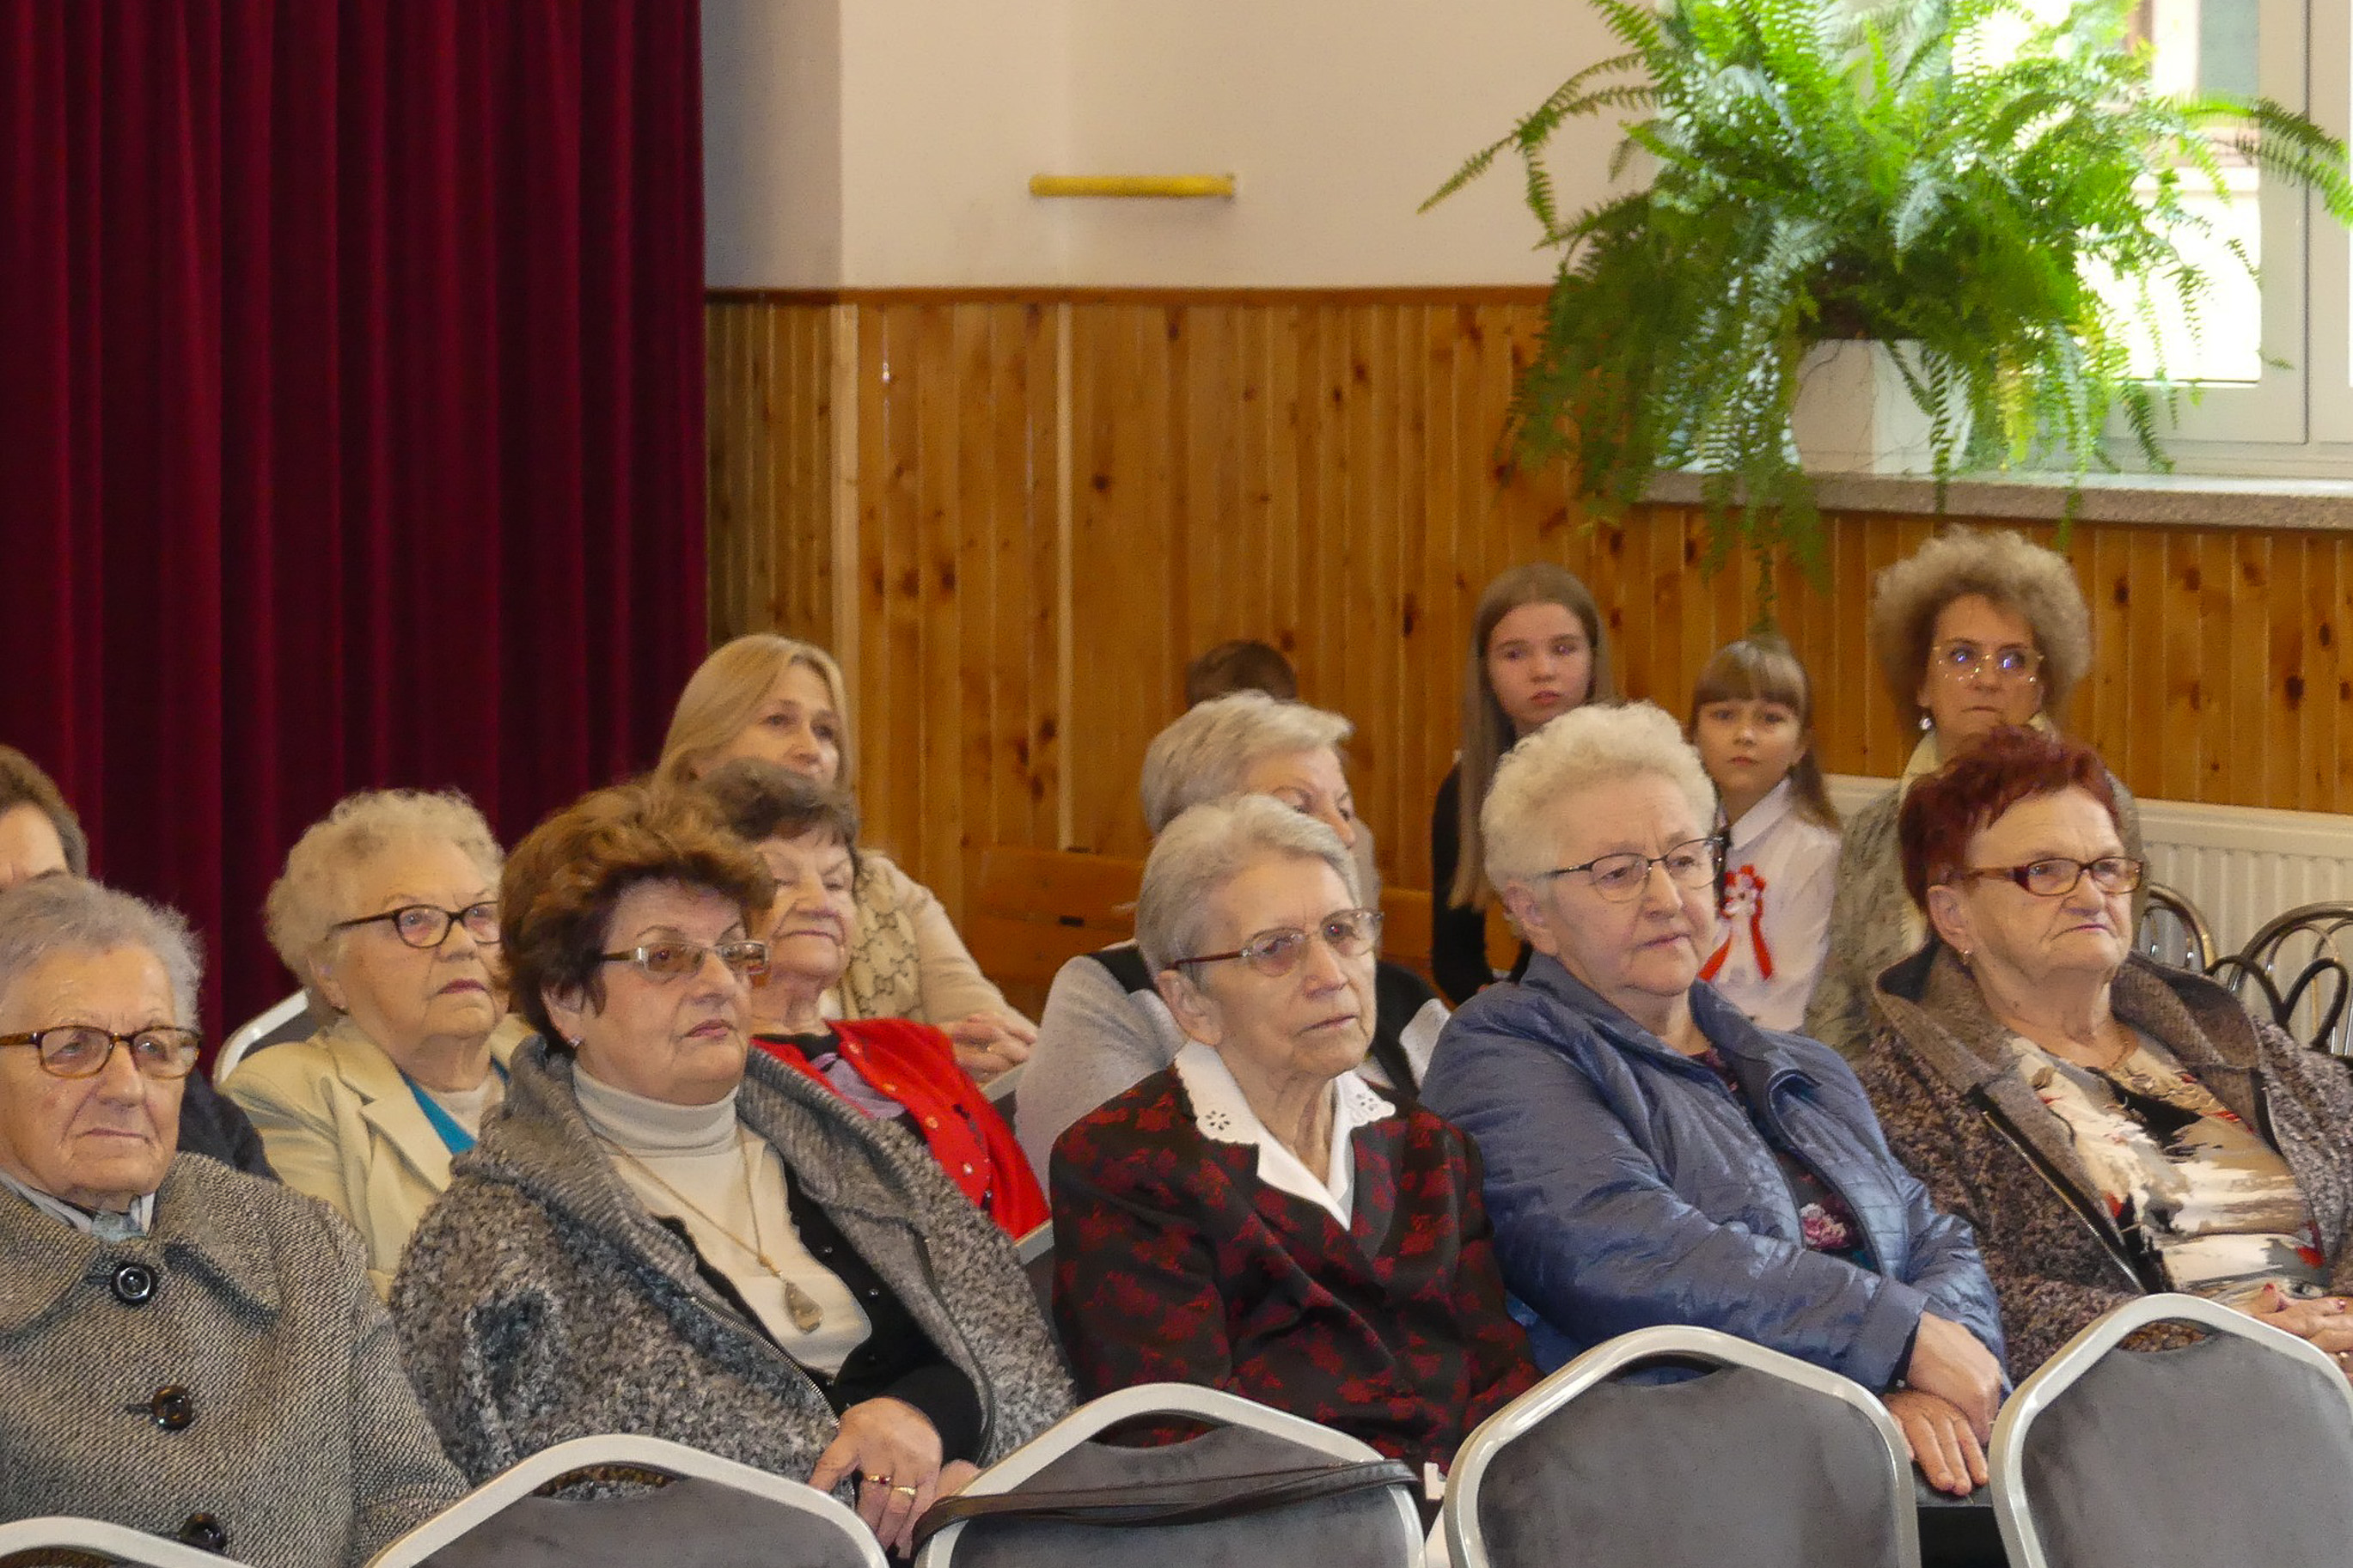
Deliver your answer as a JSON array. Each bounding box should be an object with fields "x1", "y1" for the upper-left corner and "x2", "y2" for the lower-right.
[{"x1": 1824, "y1": 774, "x2": 2353, "y2": 959}]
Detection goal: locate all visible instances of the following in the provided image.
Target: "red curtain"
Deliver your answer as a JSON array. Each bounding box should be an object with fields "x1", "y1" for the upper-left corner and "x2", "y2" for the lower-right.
[{"x1": 0, "y1": 0, "x2": 706, "y2": 1037}]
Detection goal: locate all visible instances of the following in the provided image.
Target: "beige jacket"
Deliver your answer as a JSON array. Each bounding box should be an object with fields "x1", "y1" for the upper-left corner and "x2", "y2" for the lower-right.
[
  {"x1": 224, "y1": 1014, "x2": 529, "y2": 1297},
  {"x1": 833, "y1": 851, "x2": 1033, "y2": 1028}
]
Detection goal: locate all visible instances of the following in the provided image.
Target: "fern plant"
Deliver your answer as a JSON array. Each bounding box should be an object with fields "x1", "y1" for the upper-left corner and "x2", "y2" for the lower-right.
[{"x1": 1427, "y1": 0, "x2": 2353, "y2": 582}]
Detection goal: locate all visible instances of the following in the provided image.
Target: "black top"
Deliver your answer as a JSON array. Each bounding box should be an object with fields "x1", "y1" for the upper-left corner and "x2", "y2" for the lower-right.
[
  {"x1": 180, "y1": 1074, "x2": 277, "y2": 1181},
  {"x1": 1429, "y1": 763, "x2": 1531, "y2": 1007}
]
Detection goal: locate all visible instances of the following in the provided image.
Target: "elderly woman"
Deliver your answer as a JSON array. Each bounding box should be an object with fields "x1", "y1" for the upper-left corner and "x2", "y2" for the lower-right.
[
  {"x1": 657, "y1": 634, "x2": 1034, "y2": 1083},
  {"x1": 1422, "y1": 703, "x2": 2007, "y2": 1497},
  {"x1": 1859, "y1": 727, "x2": 2353, "y2": 1377},
  {"x1": 0, "y1": 877, "x2": 463, "y2": 1564},
  {"x1": 392, "y1": 780, "x2": 1069, "y2": 1558},
  {"x1": 1016, "y1": 692, "x2": 1449, "y2": 1174},
  {"x1": 1806, "y1": 528, "x2": 2143, "y2": 1059},
  {"x1": 225, "y1": 790, "x2": 528, "y2": 1296},
  {"x1": 1053, "y1": 794, "x2": 1535, "y2": 1470},
  {"x1": 695, "y1": 759, "x2": 1048, "y2": 1237}
]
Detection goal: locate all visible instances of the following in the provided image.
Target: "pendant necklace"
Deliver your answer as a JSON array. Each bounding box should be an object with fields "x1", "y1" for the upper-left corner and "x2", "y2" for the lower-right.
[{"x1": 602, "y1": 1135, "x2": 826, "y2": 1333}]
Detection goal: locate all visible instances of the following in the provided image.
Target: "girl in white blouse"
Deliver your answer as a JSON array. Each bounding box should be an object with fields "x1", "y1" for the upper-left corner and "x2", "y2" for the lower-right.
[{"x1": 1687, "y1": 635, "x2": 1843, "y2": 1033}]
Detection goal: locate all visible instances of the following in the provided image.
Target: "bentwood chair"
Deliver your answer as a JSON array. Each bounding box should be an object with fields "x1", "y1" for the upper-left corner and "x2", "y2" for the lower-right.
[
  {"x1": 0, "y1": 1517, "x2": 256, "y2": 1568},
  {"x1": 2132, "y1": 882, "x2": 2216, "y2": 974},
  {"x1": 2219, "y1": 902, "x2": 2353, "y2": 1056}
]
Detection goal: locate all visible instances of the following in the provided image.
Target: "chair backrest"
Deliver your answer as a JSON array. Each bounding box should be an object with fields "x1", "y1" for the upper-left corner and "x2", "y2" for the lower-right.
[
  {"x1": 212, "y1": 991, "x2": 315, "y2": 1083},
  {"x1": 366, "y1": 1433, "x2": 886, "y2": 1568},
  {"x1": 2134, "y1": 882, "x2": 2215, "y2": 973},
  {"x1": 1443, "y1": 1325, "x2": 1919, "y2": 1568},
  {"x1": 914, "y1": 1382, "x2": 1421, "y2": 1568},
  {"x1": 966, "y1": 847, "x2": 1143, "y2": 1019},
  {"x1": 1375, "y1": 886, "x2": 1433, "y2": 985},
  {"x1": 2225, "y1": 901, "x2": 2353, "y2": 1054},
  {"x1": 0, "y1": 1516, "x2": 258, "y2": 1567},
  {"x1": 1989, "y1": 1292, "x2": 2353, "y2": 1568}
]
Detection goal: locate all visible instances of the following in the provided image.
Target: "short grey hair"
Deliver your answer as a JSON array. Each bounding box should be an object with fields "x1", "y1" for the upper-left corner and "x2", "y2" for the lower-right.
[
  {"x1": 264, "y1": 789, "x2": 502, "y2": 1016},
  {"x1": 1482, "y1": 701, "x2": 1716, "y2": 891},
  {"x1": 0, "y1": 877, "x2": 202, "y2": 1028},
  {"x1": 1139, "y1": 692, "x2": 1354, "y2": 835},
  {"x1": 1134, "y1": 794, "x2": 1361, "y2": 975}
]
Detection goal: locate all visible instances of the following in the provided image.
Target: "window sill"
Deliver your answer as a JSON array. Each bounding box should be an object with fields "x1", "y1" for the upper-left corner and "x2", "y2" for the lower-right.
[{"x1": 1643, "y1": 468, "x2": 2353, "y2": 532}]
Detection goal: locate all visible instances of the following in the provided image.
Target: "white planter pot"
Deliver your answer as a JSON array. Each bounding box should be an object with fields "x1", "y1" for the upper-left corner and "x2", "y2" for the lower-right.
[{"x1": 1788, "y1": 339, "x2": 1953, "y2": 475}]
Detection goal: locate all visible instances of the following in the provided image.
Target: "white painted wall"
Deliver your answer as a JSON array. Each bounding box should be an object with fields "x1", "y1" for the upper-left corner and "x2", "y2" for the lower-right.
[{"x1": 702, "y1": 0, "x2": 1629, "y2": 288}]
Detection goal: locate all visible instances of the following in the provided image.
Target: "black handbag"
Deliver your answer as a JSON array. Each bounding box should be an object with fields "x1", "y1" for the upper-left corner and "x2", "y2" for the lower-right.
[{"x1": 908, "y1": 1457, "x2": 1418, "y2": 1550}]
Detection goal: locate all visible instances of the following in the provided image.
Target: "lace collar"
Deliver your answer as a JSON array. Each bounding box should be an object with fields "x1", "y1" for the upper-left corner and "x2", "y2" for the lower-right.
[{"x1": 1171, "y1": 1041, "x2": 1391, "y2": 1226}]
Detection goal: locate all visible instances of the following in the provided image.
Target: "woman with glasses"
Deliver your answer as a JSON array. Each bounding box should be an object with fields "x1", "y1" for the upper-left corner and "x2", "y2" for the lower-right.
[
  {"x1": 226, "y1": 790, "x2": 524, "y2": 1296},
  {"x1": 391, "y1": 780, "x2": 1068, "y2": 1559},
  {"x1": 1422, "y1": 703, "x2": 2006, "y2": 1498},
  {"x1": 1860, "y1": 727, "x2": 2353, "y2": 1378},
  {"x1": 1805, "y1": 528, "x2": 2144, "y2": 1059},
  {"x1": 0, "y1": 876, "x2": 464, "y2": 1565},
  {"x1": 1051, "y1": 794, "x2": 1534, "y2": 1473}
]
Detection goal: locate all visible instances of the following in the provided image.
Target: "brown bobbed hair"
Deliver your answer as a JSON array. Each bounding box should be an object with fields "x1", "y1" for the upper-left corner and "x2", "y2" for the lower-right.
[
  {"x1": 500, "y1": 779, "x2": 776, "y2": 1042},
  {"x1": 1450, "y1": 563, "x2": 1616, "y2": 909},
  {"x1": 1687, "y1": 634, "x2": 1840, "y2": 833},
  {"x1": 1898, "y1": 727, "x2": 2122, "y2": 912},
  {"x1": 1868, "y1": 528, "x2": 2093, "y2": 729},
  {"x1": 694, "y1": 758, "x2": 861, "y2": 875},
  {"x1": 1184, "y1": 639, "x2": 1299, "y2": 706},
  {"x1": 0, "y1": 746, "x2": 89, "y2": 876}
]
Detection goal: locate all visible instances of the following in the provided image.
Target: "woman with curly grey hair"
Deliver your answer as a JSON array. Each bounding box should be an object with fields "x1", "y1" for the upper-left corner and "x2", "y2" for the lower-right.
[{"x1": 1802, "y1": 528, "x2": 2143, "y2": 1059}]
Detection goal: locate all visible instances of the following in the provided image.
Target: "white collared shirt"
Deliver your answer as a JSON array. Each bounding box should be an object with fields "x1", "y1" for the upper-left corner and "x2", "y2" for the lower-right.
[
  {"x1": 0, "y1": 1166, "x2": 154, "y2": 1240},
  {"x1": 1702, "y1": 778, "x2": 1842, "y2": 1033},
  {"x1": 1171, "y1": 1041, "x2": 1392, "y2": 1227}
]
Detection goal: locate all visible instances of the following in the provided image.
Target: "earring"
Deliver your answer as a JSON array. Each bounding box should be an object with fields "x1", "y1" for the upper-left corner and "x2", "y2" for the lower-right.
[
  {"x1": 1957, "y1": 949, "x2": 1973, "y2": 971},
  {"x1": 1918, "y1": 713, "x2": 1933, "y2": 734}
]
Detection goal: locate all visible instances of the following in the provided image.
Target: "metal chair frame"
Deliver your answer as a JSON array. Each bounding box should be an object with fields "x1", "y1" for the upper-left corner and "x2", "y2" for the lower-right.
[
  {"x1": 2134, "y1": 882, "x2": 2216, "y2": 973},
  {"x1": 2221, "y1": 901, "x2": 2353, "y2": 1055},
  {"x1": 212, "y1": 990, "x2": 312, "y2": 1083},
  {"x1": 1441, "y1": 1325, "x2": 1922, "y2": 1568},
  {"x1": 912, "y1": 1382, "x2": 1420, "y2": 1567},
  {"x1": 0, "y1": 1517, "x2": 254, "y2": 1566},
  {"x1": 1988, "y1": 1291, "x2": 2353, "y2": 1568}
]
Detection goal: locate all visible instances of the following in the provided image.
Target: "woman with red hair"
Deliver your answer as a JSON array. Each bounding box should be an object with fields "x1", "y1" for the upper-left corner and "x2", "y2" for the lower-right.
[{"x1": 1858, "y1": 727, "x2": 2353, "y2": 1376}]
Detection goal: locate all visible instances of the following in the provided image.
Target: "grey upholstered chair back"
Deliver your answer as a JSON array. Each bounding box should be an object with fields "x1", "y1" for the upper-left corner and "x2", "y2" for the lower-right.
[
  {"x1": 914, "y1": 1382, "x2": 1421, "y2": 1568},
  {"x1": 1444, "y1": 1326, "x2": 1918, "y2": 1568},
  {"x1": 1992, "y1": 1293, "x2": 2353, "y2": 1568}
]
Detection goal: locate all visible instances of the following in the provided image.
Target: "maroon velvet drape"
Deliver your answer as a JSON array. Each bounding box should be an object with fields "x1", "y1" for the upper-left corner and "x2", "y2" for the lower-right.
[{"x1": 0, "y1": 0, "x2": 706, "y2": 1036}]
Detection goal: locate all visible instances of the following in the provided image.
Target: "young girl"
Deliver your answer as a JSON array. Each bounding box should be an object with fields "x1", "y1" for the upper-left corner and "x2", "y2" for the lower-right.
[
  {"x1": 1430, "y1": 564, "x2": 1616, "y2": 1004},
  {"x1": 1687, "y1": 634, "x2": 1842, "y2": 1032}
]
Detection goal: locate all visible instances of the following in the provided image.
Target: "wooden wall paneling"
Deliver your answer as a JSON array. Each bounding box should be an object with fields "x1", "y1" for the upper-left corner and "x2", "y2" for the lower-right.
[
  {"x1": 2310, "y1": 537, "x2": 2345, "y2": 813},
  {"x1": 2228, "y1": 532, "x2": 2273, "y2": 810},
  {"x1": 1389, "y1": 304, "x2": 1432, "y2": 895},
  {"x1": 2332, "y1": 540, "x2": 2353, "y2": 813}
]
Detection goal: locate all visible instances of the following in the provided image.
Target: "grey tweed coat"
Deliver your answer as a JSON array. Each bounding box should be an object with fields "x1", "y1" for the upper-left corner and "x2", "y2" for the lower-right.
[
  {"x1": 391, "y1": 1037, "x2": 1073, "y2": 1490},
  {"x1": 1856, "y1": 943, "x2": 2353, "y2": 1376},
  {"x1": 0, "y1": 1156, "x2": 465, "y2": 1567}
]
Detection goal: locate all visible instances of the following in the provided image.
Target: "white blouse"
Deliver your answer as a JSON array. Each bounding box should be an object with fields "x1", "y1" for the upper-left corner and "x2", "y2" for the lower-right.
[
  {"x1": 1171, "y1": 1041, "x2": 1393, "y2": 1226},
  {"x1": 1701, "y1": 778, "x2": 1842, "y2": 1033}
]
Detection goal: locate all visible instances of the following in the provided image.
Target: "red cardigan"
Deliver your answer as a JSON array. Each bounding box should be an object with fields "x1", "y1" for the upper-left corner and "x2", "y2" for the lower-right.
[{"x1": 755, "y1": 1019, "x2": 1048, "y2": 1237}]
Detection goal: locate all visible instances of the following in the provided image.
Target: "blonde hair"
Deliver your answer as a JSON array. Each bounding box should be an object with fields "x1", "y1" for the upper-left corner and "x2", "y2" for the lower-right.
[
  {"x1": 264, "y1": 790, "x2": 503, "y2": 1017},
  {"x1": 1139, "y1": 692, "x2": 1354, "y2": 836},
  {"x1": 1450, "y1": 563, "x2": 1616, "y2": 909},
  {"x1": 657, "y1": 635, "x2": 854, "y2": 792},
  {"x1": 1868, "y1": 528, "x2": 2093, "y2": 727},
  {"x1": 1482, "y1": 702, "x2": 1714, "y2": 894},
  {"x1": 1687, "y1": 634, "x2": 1841, "y2": 833}
]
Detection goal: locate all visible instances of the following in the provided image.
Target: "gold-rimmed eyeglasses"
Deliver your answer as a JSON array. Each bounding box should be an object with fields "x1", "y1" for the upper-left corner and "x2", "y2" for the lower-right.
[
  {"x1": 597, "y1": 939, "x2": 771, "y2": 983},
  {"x1": 1928, "y1": 639, "x2": 2044, "y2": 684},
  {"x1": 1172, "y1": 908, "x2": 1383, "y2": 979}
]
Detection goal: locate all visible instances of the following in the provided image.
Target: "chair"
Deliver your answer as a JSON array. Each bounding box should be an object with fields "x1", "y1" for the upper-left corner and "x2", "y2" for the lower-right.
[
  {"x1": 2133, "y1": 882, "x2": 2215, "y2": 973},
  {"x1": 212, "y1": 991, "x2": 315, "y2": 1083},
  {"x1": 367, "y1": 1432, "x2": 885, "y2": 1568},
  {"x1": 913, "y1": 1383, "x2": 1422, "y2": 1567},
  {"x1": 965, "y1": 846, "x2": 1143, "y2": 1020},
  {"x1": 1376, "y1": 885, "x2": 1434, "y2": 986},
  {"x1": 1989, "y1": 1292, "x2": 2353, "y2": 1568},
  {"x1": 1442, "y1": 1326, "x2": 1919, "y2": 1568},
  {"x1": 2219, "y1": 901, "x2": 2353, "y2": 1054},
  {"x1": 0, "y1": 1517, "x2": 254, "y2": 1567}
]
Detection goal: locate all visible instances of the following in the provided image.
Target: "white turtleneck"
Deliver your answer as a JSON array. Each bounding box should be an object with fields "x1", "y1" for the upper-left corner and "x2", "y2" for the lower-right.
[{"x1": 572, "y1": 1067, "x2": 871, "y2": 1374}]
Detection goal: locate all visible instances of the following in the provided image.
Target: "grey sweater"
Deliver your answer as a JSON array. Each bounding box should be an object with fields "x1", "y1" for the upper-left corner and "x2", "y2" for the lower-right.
[
  {"x1": 392, "y1": 1038, "x2": 1073, "y2": 1492},
  {"x1": 0, "y1": 1156, "x2": 464, "y2": 1567}
]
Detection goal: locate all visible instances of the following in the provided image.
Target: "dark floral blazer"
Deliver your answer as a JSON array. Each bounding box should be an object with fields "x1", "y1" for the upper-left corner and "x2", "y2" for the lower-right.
[{"x1": 1048, "y1": 1066, "x2": 1537, "y2": 1469}]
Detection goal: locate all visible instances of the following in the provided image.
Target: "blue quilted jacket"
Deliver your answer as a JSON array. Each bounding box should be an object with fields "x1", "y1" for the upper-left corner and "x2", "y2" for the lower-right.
[{"x1": 1423, "y1": 955, "x2": 2003, "y2": 1385}]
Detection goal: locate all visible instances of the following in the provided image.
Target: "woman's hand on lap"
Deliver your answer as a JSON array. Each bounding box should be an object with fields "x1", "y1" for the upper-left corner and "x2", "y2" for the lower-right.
[
  {"x1": 808, "y1": 1396, "x2": 947, "y2": 1555},
  {"x1": 1884, "y1": 1388, "x2": 1988, "y2": 1497},
  {"x1": 1902, "y1": 1312, "x2": 2002, "y2": 1441},
  {"x1": 945, "y1": 1012, "x2": 1033, "y2": 1082}
]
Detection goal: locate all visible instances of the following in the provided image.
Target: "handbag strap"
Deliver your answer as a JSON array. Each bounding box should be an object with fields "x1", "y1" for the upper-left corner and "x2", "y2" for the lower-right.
[{"x1": 910, "y1": 1457, "x2": 1417, "y2": 1549}]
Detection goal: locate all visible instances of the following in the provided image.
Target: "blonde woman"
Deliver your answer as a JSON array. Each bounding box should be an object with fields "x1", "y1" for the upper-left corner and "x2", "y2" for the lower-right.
[{"x1": 658, "y1": 636, "x2": 1034, "y2": 1081}]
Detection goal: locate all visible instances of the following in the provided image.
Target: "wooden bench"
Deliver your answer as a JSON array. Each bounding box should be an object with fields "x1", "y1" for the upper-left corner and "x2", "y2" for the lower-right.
[{"x1": 968, "y1": 846, "x2": 1144, "y2": 1020}]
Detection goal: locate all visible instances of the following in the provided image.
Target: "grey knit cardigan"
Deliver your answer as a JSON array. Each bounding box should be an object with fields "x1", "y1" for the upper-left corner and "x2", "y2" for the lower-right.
[
  {"x1": 391, "y1": 1037, "x2": 1073, "y2": 1490},
  {"x1": 1856, "y1": 943, "x2": 2353, "y2": 1376},
  {"x1": 0, "y1": 1156, "x2": 465, "y2": 1567}
]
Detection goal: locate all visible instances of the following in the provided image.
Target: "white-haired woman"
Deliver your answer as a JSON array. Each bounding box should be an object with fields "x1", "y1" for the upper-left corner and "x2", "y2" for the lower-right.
[
  {"x1": 1421, "y1": 703, "x2": 2007, "y2": 1498},
  {"x1": 1015, "y1": 692, "x2": 1448, "y2": 1174},
  {"x1": 657, "y1": 634, "x2": 1033, "y2": 1082},
  {"x1": 1804, "y1": 528, "x2": 2142, "y2": 1059},
  {"x1": 226, "y1": 790, "x2": 527, "y2": 1296},
  {"x1": 1052, "y1": 795, "x2": 1534, "y2": 1474},
  {"x1": 0, "y1": 877, "x2": 463, "y2": 1564}
]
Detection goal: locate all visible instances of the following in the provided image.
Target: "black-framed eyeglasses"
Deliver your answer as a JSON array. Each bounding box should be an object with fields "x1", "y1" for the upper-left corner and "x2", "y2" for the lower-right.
[
  {"x1": 1542, "y1": 836, "x2": 1722, "y2": 903},
  {"x1": 1173, "y1": 908, "x2": 1383, "y2": 979},
  {"x1": 1929, "y1": 639, "x2": 2044, "y2": 683},
  {"x1": 0, "y1": 1025, "x2": 203, "y2": 1080},
  {"x1": 598, "y1": 939, "x2": 770, "y2": 983},
  {"x1": 331, "y1": 902, "x2": 500, "y2": 950},
  {"x1": 1948, "y1": 857, "x2": 2145, "y2": 898}
]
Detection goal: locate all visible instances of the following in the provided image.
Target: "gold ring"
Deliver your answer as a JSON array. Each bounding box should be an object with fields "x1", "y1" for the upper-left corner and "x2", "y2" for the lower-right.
[
  {"x1": 865, "y1": 1473, "x2": 890, "y2": 1486},
  {"x1": 893, "y1": 1484, "x2": 920, "y2": 1498}
]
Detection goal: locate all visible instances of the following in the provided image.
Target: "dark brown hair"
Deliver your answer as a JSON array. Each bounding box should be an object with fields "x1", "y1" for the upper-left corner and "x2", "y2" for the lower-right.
[
  {"x1": 1898, "y1": 727, "x2": 2121, "y2": 912},
  {"x1": 1687, "y1": 634, "x2": 1840, "y2": 833},
  {"x1": 694, "y1": 758, "x2": 860, "y2": 870},
  {"x1": 499, "y1": 779, "x2": 775, "y2": 1041},
  {"x1": 0, "y1": 747, "x2": 89, "y2": 876},
  {"x1": 1184, "y1": 639, "x2": 1299, "y2": 706}
]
